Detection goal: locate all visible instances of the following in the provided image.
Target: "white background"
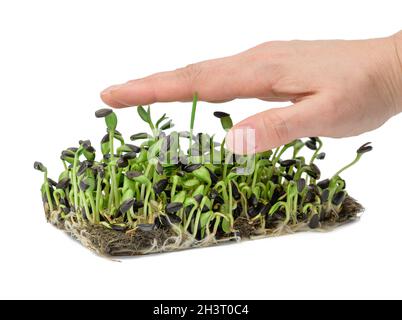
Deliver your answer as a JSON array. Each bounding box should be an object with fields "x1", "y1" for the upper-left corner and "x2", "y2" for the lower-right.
[{"x1": 0, "y1": 0, "x2": 401, "y2": 299}]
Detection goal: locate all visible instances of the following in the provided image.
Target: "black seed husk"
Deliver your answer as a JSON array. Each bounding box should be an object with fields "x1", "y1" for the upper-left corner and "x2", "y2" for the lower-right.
[
  {"x1": 305, "y1": 140, "x2": 317, "y2": 150},
  {"x1": 248, "y1": 194, "x2": 258, "y2": 207},
  {"x1": 117, "y1": 157, "x2": 129, "y2": 168},
  {"x1": 47, "y1": 178, "x2": 57, "y2": 187},
  {"x1": 332, "y1": 191, "x2": 346, "y2": 206},
  {"x1": 77, "y1": 161, "x2": 89, "y2": 176},
  {"x1": 317, "y1": 179, "x2": 330, "y2": 190},
  {"x1": 155, "y1": 162, "x2": 163, "y2": 175},
  {"x1": 95, "y1": 108, "x2": 113, "y2": 118},
  {"x1": 309, "y1": 214, "x2": 320, "y2": 229},
  {"x1": 297, "y1": 178, "x2": 306, "y2": 193},
  {"x1": 321, "y1": 189, "x2": 329, "y2": 203},
  {"x1": 126, "y1": 171, "x2": 142, "y2": 179},
  {"x1": 138, "y1": 224, "x2": 155, "y2": 232},
  {"x1": 122, "y1": 152, "x2": 137, "y2": 160},
  {"x1": 231, "y1": 182, "x2": 241, "y2": 200},
  {"x1": 111, "y1": 224, "x2": 127, "y2": 232},
  {"x1": 56, "y1": 178, "x2": 70, "y2": 189},
  {"x1": 280, "y1": 159, "x2": 297, "y2": 167},
  {"x1": 125, "y1": 144, "x2": 141, "y2": 153},
  {"x1": 79, "y1": 180, "x2": 90, "y2": 191},
  {"x1": 133, "y1": 200, "x2": 144, "y2": 210},
  {"x1": 316, "y1": 152, "x2": 326, "y2": 160},
  {"x1": 101, "y1": 133, "x2": 110, "y2": 143},
  {"x1": 183, "y1": 163, "x2": 202, "y2": 173},
  {"x1": 194, "y1": 194, "x2": 203, "y2": 204},
  {"x1": 357, "y1": 142, "x2": 373, "y2": 154},
  {"x1": 118, "y1": 198, "x2": 135, "y2": 214},
  {"x1": 207, "y1": 168, "x2": 219, "y2": 185},
  {"x1": 166, "y1": 202, "x2": 183, "y2": 214},
  {"x1": 213, "y1": 111, "x2": 230, "y2": 119},
  {"x1": 153, "y1": 179, "x2": 169, "y2": 195}
]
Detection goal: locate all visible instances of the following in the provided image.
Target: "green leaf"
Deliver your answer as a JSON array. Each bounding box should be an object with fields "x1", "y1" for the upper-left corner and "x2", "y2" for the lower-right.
[
  {"x1": 137, "y1": 106, "x2": 150, "y2": 123},
  {"x1": 192, "y1": 166, "x2": 211, "y2": 185},
  {"x1": 130, "y1": 132, "x2": 151, "y2": 141},
  {"x1": 105, "y1": 112, "x2": 117, "y2": 131},
  {"x1": 183, "y1": 179, "x2": 200, "y2": 188},
  {"x1": 160, "y1": 119, "x2": 174, "y2": 130},
  {"x1": 155, "y1": 113, "x2": 167, "y2": 128},
  {"x1": 173, "y1": 191, "x2": 186, "y2": 203},
  {"x1": 221, "y1": 216, "x2": 231, "y2": 233},
  {"x1": 220, "y1": 116, "x2": 233, "y2": 131}
]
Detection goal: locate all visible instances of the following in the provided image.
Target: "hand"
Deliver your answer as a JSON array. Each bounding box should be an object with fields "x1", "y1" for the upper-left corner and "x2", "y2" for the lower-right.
[{"x1": 101, "y1": 31, "x2": 402, "y2": 153}]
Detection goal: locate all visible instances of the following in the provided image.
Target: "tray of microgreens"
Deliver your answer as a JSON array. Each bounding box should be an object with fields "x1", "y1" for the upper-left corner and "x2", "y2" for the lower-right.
[{"x1": 35, "y1": 94, "x2": 371, "y2": 256}]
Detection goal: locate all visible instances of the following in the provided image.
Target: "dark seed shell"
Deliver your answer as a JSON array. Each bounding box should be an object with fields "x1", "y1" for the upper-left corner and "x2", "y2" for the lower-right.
[
  {"x1": 153, "y1": 179, "x2": 169, "y2": 195},
  {"x1": 34, "y1": 161, "x2": 46, "y2": 172},
  {"x1": 133, "y1": 200, "x2": 144, "y2": 210},
  {"x1": 297, "y1": 178, "x2": 306, "y2": 193},
  {"x1": 207, "y1": 168, "x2": 219, "y2": 185},
  {"x1": 79, "y1": 139, "x2": 91, "y2": 148},
  {"x1": 79, "y1": 180, "x2": 90, "y2": 191},
  {"x1": 308, "y1": 214, "x2": 320, "y2": 229},
  {"x1": 201, "y1": 205, "x2": 209, "y2": 213},
  {"x1": 156, "y1": 162, "x2": 163, "y2": 175},
  {"x1": 166, "y1": 202, "x2": 183, "y2": 214},
  {"x1": 316, "y1": 152, "x2": 326, "y2": 160},
  {"x1": 305, "y1": 140, "x2": 317, "y2": 150},
  {"x1": 357, "y1": 142, "x2": 373, "y2": 154},
  {"x1": 176, "y1": 170, "x2": 186, "y2": 177},
  {"x1": 309, "y1": 163, "x2": 321, "y2": 177},
  {"x1": 280, "y1": 159, "x2": 297, "y2": 167},
  {"x1": 67, "y1": 147, "x2": 78, "y2": 153},
  {"x1": 283, "y1": 174, "x2": 294, "y2": 181},
  {"x1": 260, "y1": 204, "x2": 271, "y2": 215},
  {"x1": 248, "y1": 203, "x2": 263, "y2": 218},
  {"x1": 77, "y1": 161, "x2": 89, "y2": 176},
  {"x1": 304, "y1": 189, "x2": 316, "y2": 203},
  {"x1": 231, "y1": 182, "x2": 241, "y2": 200},
  {"x1": 194, "y1": 194, "x2": 203, "y2": 204},
  {"x1": 56, "y1": 178, "x2": 70, "y2": 189},
  {"x1": 125, "y1": 144, "x2": 141, "y2": 153},
  {"x1": 213, "y1": 111, "x2": 230, "y2": 119},
  {"x1": 214, "y1": 195, "x2": 224, "y2": 205},
  {"x1": 167, "y1": 214, "x2": 181, "y2": 224},
  {"x1": 119, "y1": 198, "x2": 135, "y2": 214},
  {"x1": 130, "y1": 132, "x2": 149, "y2": 141},
  {"x1": 332, "y1": 191, "x2": 346, "y2": 206},
  {"x1": 111, "y1": 224, "x2": 127, "y2": 232},
  {"x1": 126, "y1": 170, "x2": 142, "y2": 179},
  {"x1": 248, "y1": 194, "x2": 258, "y2": 207},
  {"x1": 317, "y1": 179, "x2": 330, "y2": 190},
  {"x1": 117, "y1": 157, "x2": 129, "y2": 168},
  {"x1": 210, "y1": 189, "x2": 219, "y2": 200},
  {"x1": 183, "y1": 163, "x2": 202, "y2": 173},
  {"x1": 320, "y1": 189, "x2": 330, "y2": 203},
  {"x1": 233, "y1": 203, "x2": 243, "y2": 218},
  {"x1": 122, "y1": 152, "x2": 137, "y2": 160},
  {"x1": 47, "y1": 178, "x2": 57, "y2": 187},
  {"x1": 81, "y1": 208, "x2": 87, "y2": 220},
  {"x1": 101, "y1": 133, "x2": 110, "y2": 143},
  {"x1": 137, "y1": 224, "x2": 155, "y2": 232},
  {"x1": 95, "y1": 108, "x2": 113, "y2": 118}
]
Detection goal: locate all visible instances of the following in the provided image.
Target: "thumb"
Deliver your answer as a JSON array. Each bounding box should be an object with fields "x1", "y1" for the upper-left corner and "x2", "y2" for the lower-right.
[{"x1": 226, "y1": 100, "x2": 322, "y2": 154}]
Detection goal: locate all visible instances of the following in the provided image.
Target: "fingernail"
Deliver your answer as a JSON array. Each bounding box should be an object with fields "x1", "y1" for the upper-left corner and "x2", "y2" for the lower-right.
[{"x1": 226, "y1": 125, "x2": 257, "y2": 155}]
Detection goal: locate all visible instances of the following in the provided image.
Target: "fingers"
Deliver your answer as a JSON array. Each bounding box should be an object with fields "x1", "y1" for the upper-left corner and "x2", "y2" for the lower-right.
[
  {"x1": 226, "y1": 99, "x2": 323, "y2": 154},
  {"x1": 100, "y1": 50, "x2": 297, "y2": 107}
]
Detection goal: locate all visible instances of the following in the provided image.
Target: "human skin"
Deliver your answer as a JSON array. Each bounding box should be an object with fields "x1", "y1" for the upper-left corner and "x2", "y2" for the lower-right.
[{"x1": 101, "y1": 31, "x2": 402, "y2": 154}]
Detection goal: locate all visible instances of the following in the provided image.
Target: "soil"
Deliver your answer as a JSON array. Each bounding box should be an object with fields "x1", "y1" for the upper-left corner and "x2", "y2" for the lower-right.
[{"x1": 46, "y1": 196, "x2": 364, "y2": 257}]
